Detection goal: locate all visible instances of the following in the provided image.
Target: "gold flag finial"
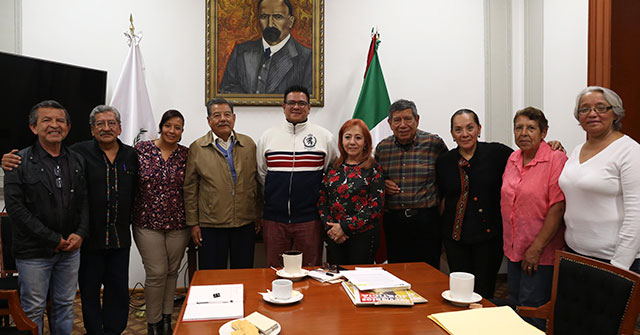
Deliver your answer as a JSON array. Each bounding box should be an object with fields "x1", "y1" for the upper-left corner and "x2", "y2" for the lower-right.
[{"x1": 129, "y1": 14, "x2": 135, "y2": 36}]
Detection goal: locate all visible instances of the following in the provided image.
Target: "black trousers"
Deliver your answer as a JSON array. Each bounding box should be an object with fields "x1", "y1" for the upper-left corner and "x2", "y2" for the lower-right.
[
  {"x1": 197, "y1": 223, "x2": 256, "y2": 270},
  {"x1": 78, "y1": 247, "x2": 130, "y2": 335},
  {"x1": 326, "y1": 225, "x2": 379, "y2": 265},
  {"x1": 383, "y1": 207, "x2": 441, "y2": 269},
  {"x1": 443, "y1": 235, "x2": 503, "y2": 299}
]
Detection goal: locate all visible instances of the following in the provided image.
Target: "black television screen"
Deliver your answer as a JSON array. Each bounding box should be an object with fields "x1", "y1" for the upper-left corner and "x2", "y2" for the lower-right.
[{"x1": 0, "y1": 52, "x2": 107, "y2": 155}]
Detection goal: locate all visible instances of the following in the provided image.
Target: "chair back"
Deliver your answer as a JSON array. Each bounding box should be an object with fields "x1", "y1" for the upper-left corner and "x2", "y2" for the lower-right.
[
  {"x1": 548, "y1": 250, "x2": 640, "y2": 335},
  {"x1": 0, "y1": 214, "x2": 17, "y2": 277}
]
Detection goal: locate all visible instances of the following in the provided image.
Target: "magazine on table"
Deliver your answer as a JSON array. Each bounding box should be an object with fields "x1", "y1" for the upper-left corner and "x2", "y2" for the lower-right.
[{"x1": 341, "y1": 281, "x2": 427, "y2": 306}]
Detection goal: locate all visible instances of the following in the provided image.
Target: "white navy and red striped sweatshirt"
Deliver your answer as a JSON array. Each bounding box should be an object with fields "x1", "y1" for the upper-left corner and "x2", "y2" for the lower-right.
[{"x1": 257, "y1": 120, "x2": 337, "y2": 223}]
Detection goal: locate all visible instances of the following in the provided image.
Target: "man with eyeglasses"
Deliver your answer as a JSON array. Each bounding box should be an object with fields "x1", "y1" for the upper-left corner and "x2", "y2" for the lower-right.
[
  {"x1": 219, "y1": 0, "x2": 312, "y2": 94},
  {"x1": 257, "y1": 85, "x2": 337, "y2": 268},
  {"x1": 3, "y1": 105, "x2": 139, "y2": 335},
  {"x1": 3, "y1": 100, "x2": 89, "y2": 335},
  {"x1": 184, "y1": 98, "x2": 262, "y2": 271}
]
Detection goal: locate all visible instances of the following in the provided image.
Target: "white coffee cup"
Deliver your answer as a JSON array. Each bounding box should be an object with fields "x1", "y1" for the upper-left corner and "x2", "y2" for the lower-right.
[
  {"x1": 272, "y1": 279, "x2": 293, "y2": 300},
  {"x1": 449, "y1": 272, "x2": 475, "y2": 301},
  {"x1": 282, "y1": 250, "x2": 303, "y2": 275}
]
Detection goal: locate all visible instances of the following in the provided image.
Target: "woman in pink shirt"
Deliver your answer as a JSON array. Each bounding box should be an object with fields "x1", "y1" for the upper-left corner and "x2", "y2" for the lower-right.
[{"x1": 500, "y1": 107, "x2": 567, "y2": 330}]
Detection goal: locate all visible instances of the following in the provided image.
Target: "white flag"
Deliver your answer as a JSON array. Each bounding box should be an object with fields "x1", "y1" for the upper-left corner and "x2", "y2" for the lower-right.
[{"x1": 110, "y1": 33, "x2": 156, "y2": 146}]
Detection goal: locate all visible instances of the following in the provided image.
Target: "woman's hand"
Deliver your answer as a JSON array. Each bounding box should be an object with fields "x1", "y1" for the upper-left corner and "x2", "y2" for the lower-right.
[
  {"x1": 522, "y1": 244, "x2": 542, "y2": 275},
  {"x1": 327, "y1": 222, "x2": 348, "y2": 244}
]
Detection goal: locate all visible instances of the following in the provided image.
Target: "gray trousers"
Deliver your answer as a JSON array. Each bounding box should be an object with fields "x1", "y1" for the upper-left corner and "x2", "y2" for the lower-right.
[{"x1": 133, "y1": 226, "x2": 190, "y2": 323}]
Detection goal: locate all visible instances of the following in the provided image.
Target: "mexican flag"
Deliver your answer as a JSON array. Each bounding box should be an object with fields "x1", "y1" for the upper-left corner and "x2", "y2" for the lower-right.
[
  {"x1": 352, "y1": 30, "x2": 392, "y2": 147},
  {"x1": 353, "y1": 30, "x2": 391, "y2": 264}
]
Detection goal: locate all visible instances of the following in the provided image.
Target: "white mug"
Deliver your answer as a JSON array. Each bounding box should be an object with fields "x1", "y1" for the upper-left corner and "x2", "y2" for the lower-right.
[
  {"x1": 272, "y1": 279, "x2": 293, "y2": 300},
  {"x1": 282, "y1": 250, "x2": 303, "y2": 275},
  {"x1": 449, "y1": 272, "x2": 475, "y2": 301}
]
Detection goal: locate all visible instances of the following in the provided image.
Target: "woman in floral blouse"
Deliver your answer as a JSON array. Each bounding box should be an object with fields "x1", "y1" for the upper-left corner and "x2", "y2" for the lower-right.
[
  {"x1": 132, "y1": 110, "x2": 190, "y2": 335},
  {"x1": 318, "y1": 119, "x2": 385, "y2": 265}
]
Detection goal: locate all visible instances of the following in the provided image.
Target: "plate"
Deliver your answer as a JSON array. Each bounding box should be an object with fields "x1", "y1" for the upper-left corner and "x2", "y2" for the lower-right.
[
  {"x1": 441, "y1": 290, "x2": 482, "y2": 306},
  {"x1": 276, "y1": 269, "x2": 309, "y2": 281},
  {"x1": 260, "y1": 290, "x2": 304, "y2": 304},
  {"x1": 219, "y1": 318, "x2": 281, "y2": 335}
]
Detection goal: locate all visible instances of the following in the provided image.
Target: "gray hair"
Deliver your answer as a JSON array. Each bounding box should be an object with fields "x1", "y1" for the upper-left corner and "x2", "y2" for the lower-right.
[
  {"x1": 28, "y1": 100, "x2": 70, "y2": 126},
  {"x1": 89, "y1": 105, "x2": 121, "y2": 125},
  {"x1": 388, "y1": 99, "x2": 418, "y2": 119},
  {"x1": 574, "y1": 86, "x2": 624, "y2": 130},
  {"x1": 206, "y1": 98, "x2": 234, "y2": 116}
]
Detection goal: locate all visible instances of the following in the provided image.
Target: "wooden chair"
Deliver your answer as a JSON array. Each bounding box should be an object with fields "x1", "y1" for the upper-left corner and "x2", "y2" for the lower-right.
[
  {"x1": 517, "y1": 250, "x2": 640, "y2": 335},
  {"x1": 0, "y1": 290, "x2": 38, "y2": 335},
  {"x1": 0, "y1": 213, "x2": 20, "y2": 327}
]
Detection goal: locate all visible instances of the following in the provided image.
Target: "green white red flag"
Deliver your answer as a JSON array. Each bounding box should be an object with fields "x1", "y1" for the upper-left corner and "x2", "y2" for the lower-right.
[{"x1": 352, "y1": 30, "x2": 392, "y2": 146}]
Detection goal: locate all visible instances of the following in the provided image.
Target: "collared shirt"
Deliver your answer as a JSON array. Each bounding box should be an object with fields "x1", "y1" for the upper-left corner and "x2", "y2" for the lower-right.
[
  {"x1": 132, "y1": 140, "x2": 189, "y2": 231},
  {"x1": 375, "y1": 130, "x2": 447, "y2": 210},
  {"x1": 71, "y1": 139, "x2": 138, "y2": 250},
  {"x1": 262, "y1": 34, "x2": 291, "y2": 56},
  {"x1": 35, "y1": 141, "x2": 71, "y2": 228},
  {"x1": 501, "y1": 141, "x2": 567, "y2": 265},
  {"x1": 211, "y1": 130, "x2": 235, "y2": 151}
]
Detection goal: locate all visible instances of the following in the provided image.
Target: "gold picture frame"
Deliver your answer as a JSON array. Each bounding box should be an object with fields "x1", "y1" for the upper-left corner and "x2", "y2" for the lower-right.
[{"x1": 206, "y1": 0, "x2": 324, "y2": 106}]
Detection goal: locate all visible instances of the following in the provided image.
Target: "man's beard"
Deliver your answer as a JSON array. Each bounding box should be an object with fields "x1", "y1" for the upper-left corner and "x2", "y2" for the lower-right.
[{"x1": 262, "y1": 27, "x2": 281, "y2": 44}]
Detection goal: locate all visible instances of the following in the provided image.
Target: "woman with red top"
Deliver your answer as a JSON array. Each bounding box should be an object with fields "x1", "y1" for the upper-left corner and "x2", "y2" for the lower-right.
[
  {"x1": 132, "y1": 110, "x2": 190, "y2": 335},
  {"x1": 501, "y1": 107, "x2": 567, "y2": 330},
  {"x1": 318, "y1": 119, "x2": 384, "y2": 265}
]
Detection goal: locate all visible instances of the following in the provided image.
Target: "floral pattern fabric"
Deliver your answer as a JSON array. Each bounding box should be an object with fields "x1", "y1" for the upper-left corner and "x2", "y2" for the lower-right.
[
  {"x1": 132, "y1": 140, "x2": 189, "y2": 230},
  {"x1": 318, "y1": 163, "x2": 385, "y2": 236}
]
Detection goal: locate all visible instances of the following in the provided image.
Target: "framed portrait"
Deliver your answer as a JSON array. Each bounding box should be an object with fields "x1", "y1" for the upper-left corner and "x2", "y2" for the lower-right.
[{"x1": 206, "y1": 0, "x2": 324, "y2": 106}]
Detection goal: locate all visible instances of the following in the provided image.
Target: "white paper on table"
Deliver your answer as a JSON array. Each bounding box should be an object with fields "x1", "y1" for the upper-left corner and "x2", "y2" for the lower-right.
[
  {"x1": 183, "y1": 284, "x2": 244, "y2": 321},
  {"x1": 341, "y1": 268, "x2": 411, "y2": 291}
]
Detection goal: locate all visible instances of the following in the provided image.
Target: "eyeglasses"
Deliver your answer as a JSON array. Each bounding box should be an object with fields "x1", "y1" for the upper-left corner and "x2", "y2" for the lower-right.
[
  {"x1": 94, "y1": 120, "x2": 119, "y2": 128},
  {"x1": 577, "y1": 105, "x2": 613, "y2": 115},
  {"x1": 54, "y1": 165, "x2": 62, "y2": 189},
  {"x1": 285, "y1": 100, "x2": 309, "y2": 108}
]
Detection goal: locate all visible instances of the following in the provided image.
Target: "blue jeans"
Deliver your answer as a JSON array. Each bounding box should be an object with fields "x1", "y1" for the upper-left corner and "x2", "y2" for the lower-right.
[
  {"x1": 15, "y1": 250, "x2": 80, "y2": 335},
  {"x1": 507, "y1": 260, "x2": 554, "y2": 331}
]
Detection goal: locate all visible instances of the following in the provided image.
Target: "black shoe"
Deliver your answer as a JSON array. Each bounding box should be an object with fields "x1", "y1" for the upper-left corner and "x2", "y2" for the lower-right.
[
  {"x1": 162, "y1": 314, "x2": 173, "y2": 335},
  {"x1": 148, "y1": 321, "x2": 163, "y2": 335}
]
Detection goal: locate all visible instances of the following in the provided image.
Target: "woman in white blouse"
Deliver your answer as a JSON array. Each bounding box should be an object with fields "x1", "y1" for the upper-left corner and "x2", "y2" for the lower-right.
[{"x1": 559, "y1": 86, "x2": 640, "y2": 273}]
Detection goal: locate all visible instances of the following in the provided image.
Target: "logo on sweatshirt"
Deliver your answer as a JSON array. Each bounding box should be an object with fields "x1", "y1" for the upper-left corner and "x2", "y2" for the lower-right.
[{"x1": 303, "y1": 134, "x2": 317, "y2": 148}]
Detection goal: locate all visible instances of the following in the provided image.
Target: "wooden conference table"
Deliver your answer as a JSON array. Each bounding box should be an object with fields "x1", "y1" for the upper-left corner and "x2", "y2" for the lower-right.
[{"x1": 174, "y1": 262, "x2": 493, "y2": 334}]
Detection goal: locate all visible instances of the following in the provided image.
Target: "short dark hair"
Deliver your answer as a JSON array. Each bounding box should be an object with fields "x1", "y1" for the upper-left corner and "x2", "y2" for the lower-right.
[
  {"x1": 514, "y1": 106, "x2": 548, "y2": 132},
  {"x1": 388, "y1": 99, "x2": 417, "y2": 119},
  {"x1": 284, "y1": 85, "x2": 310, "y2": 103},
  {"x1": 28, "y1": 100, "x2": 70, "y2": 126},
  {"x1": 206, "y1": 98, "x2": 234, "y2": 116},
  {"x1": 450, "y1": 109, "x2": 480, "y2": 130},
  {"x1": 158, "y1": 109, "x2": 185, "y2": 132},
  {"x1": 258, "y1": 0, "x2": 294, "y2": 16}
]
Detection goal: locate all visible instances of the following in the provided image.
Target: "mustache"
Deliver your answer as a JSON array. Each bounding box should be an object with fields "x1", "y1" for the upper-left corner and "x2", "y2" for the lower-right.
[
  {"x1": 262, "y1": 27, "x2": 281, "y2": 43},
  {"x1": 216, "y1": 122, "x2": 231, "y2": 127},
  {"x1": 99, "y1": 131, "x2": 114, "y2": 136}
]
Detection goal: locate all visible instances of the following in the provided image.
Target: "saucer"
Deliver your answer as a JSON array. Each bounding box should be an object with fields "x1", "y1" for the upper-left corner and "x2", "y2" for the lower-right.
[
  {"x1": 276, "y1": 269, "x2": 309, "y2": 281},
  {"x1": 441, "y1": 290, "x2": 482, "y2": 306},
  {"x1": 260, "y1": 290, "x2": 304, "y2": 304},
  {"x1": 219, "y1": 318, "x2": 281, "y2": 335}
]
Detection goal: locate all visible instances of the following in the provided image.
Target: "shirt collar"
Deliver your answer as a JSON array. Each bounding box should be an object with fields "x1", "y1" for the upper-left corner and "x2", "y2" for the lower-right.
[
  {"x1": 209, "y1": 130, "x2": 235, "y2": 145},
  {"x1": 262, "y1": 34, "x2": 291, "y2": 56},
  {"x1": 510, "y1": 140, "x2": 551, "y2": 165}
]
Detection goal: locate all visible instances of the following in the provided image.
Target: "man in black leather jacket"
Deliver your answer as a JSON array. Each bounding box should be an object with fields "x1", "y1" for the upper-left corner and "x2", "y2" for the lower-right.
[{"x1": 3, "y1": 100, "x2": 89, "y2": 335}]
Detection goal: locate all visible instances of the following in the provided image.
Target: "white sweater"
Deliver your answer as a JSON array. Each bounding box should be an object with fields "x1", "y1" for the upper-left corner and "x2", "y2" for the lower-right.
[{"x1": 559, "y1": 135, "x2": 640, "y2": 269}]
